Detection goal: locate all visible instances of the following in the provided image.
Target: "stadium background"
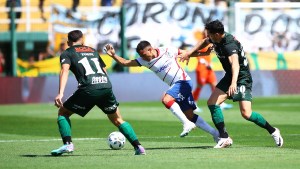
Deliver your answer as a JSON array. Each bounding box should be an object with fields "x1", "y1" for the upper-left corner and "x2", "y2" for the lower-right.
[{"x1": 0, "y1": 0, "x2": 299, "y2": 104}]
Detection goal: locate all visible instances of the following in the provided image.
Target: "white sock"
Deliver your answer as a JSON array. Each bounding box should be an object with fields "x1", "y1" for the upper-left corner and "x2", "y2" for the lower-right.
[
  {"x1": 195, "y1": 116, "x2": 218, "y2": 137},
  {"x1": 169, "y1": 102, "x2": 190, "y2": 125}
]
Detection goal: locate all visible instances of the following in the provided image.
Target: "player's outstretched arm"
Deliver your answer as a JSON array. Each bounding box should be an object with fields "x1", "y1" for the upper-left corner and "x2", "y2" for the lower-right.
[
  {"x1": 179, "y1": 38, "x2": 210, "y2": 63},
  {"x1": 104, "y1": 44, "x2": 139, "y2": 67}
]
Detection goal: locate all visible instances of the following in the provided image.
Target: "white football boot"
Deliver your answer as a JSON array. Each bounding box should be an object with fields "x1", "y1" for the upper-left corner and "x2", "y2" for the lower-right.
[
  {"x1": 214, "y1": 137, "x2": 233, "y2": 148},
  {"x1": 271, "y1": 127, "x2": 283, "y2": 147},
  {"x1": 180, "y1": 121, "x2": 196, "y2": 137}
]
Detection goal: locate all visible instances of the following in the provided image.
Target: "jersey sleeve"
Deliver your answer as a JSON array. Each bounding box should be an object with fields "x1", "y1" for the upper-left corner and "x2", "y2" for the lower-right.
[
  {"x1": 60, "y1": 51, "x2": 71, "y2": 65},
  {"x1": 224, "y1": 44, "x2": 239, "y2": 57},
  {"x1": 135, "y1": 58, "x2": 143, "y2": 66}
]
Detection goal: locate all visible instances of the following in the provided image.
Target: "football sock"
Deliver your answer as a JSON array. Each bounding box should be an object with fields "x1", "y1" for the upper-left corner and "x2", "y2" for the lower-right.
[
  {"x1": 118, "y1": 122, "x2": 139, "y2": 147},
  {"x1": 57, "y1": 115, "x2": 72, "y2": 144},
  {"x1": 247, "y1": 112, "x2": 275, "y2": 134},
  {"x1": 165, "y1": 100, "x2": 191, "y2": 125},
  {"x1": 191, "y1": 114, "x2": 218, "y2": 136},
  {"x1": 62, "y1": 136, "x2": 72, "y2": 145},
  {"x1": 192, "y1": 87, "x2": 201, "y2": 101},
  {"x1": 265, "y1": 122, "x2": 276, "y2": 134},
  {"x1": 208, "y1": 105, "x2": 228, "y2": 138}
]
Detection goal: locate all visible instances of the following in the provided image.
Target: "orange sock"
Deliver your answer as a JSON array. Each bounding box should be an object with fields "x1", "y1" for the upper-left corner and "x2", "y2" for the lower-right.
[{"x1": 193, "y1": 88, "x2": 201, "y2": 101}]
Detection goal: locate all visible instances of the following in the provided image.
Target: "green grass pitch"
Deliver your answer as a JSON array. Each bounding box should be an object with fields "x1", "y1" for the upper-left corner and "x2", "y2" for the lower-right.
[{"x1": 0, "y1": 95, "x2": 299, "y2": 169}]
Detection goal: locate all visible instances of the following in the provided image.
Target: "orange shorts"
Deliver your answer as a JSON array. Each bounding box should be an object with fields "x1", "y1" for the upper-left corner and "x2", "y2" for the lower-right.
[{"x1": 195, "y1": 66, "x2": 217, "y2": 85}]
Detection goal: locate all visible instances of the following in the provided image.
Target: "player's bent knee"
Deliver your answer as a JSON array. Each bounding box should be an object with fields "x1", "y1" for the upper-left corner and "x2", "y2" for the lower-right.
[
  {"x1": 161, "y1": 97, "x2": 169, "y2": 105},
  {"x1": 110, "y1": 118, "x2": 124, "y2": 127},
  {"x1": 58, "y1": 107, "x2": 73, "y2": 117},
  {"x1": 241, "y1": 111, "x2": 251, "y2": 120},
  {"x1": 207, "y1": 99, "x2": 214, "y2": 106},
  {"x1": 162, "y1": 100, "x2": 175, "y2": 109}
]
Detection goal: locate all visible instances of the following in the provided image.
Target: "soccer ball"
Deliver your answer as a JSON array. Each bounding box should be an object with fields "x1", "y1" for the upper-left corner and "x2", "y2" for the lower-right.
[{"x1": 107, "y1": 131, "x2": 126, "y2": 150}]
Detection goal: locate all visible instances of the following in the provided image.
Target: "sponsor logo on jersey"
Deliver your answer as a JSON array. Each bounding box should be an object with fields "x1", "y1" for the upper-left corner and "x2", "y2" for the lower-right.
[
  {"x1": 154, "y1": 62, "x2": 171, "y2": 73},
  {"x1": 104, "y1": 104, "x2": 118, "y2": 111},
  {"x1": 75, "y1": 47, "x2": 94, "y2": 52},
  {"x1": 91, "y1": 76, "x2": 108, "y2": 84},
  {"x1": 72, "y1": 104, "x2": 86, "y2": 110}
]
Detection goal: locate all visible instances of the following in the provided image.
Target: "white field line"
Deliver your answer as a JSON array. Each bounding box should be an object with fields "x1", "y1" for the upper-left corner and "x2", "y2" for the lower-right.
[
  {"x1": 0, "y1": 136, "x2": 205, "y2": 143},
  {"x1": 0, "y1": 134, "x2": 299, "y2": 143}
]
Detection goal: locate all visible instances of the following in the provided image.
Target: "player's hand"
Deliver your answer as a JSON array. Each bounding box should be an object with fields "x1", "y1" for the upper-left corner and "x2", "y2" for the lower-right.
[
  {"x1": 227, "y1": 84, "x2": 237, "y2": 97},
  {"x1": 54, "y1": 94, "x2": 64, "y2": 108},
  {"x1": 103, "y1": 44, "x2": 115, "y2": 57},
  {"x1": 206, "y1": 46, "x2": 214, "y2": 53},
  {"x1": 179, "y1": 51, "x2": 190, "y2": 65},
  {"x1": 196, "y1": 45, "x2": 214, "y2": 56}
]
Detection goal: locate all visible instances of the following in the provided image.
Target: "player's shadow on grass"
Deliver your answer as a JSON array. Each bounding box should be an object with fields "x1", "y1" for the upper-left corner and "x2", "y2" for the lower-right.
[
  {"x1": 98, "y1": 145, "x2": 213, "y2": 151},
  {"x1": 21, "y1": 153, "x2": 135, "y2": 157},
  {"x1": 146, "y1": 145, "x2": 213, "y2": 150},
  {"x1": 20, "y1": 154, "x2": 82, "y2": 158}
]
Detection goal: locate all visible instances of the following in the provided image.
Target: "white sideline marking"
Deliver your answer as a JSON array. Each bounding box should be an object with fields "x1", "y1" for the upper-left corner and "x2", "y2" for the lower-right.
[
  {"x1": 1, "y1": 134, "x2": 299, "y2": 143},
  {"x1": 0, "y1": 136, "x2": 204, "y2": 143}
]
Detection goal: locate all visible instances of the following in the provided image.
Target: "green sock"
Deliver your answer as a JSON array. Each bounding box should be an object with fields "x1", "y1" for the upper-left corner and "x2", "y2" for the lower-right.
[
  {"x1": 208, "y1": 105, "x2": 224, "y2": 124},
  {"x1": 118, "y1": 122, "x2": 138, "y2": 143},
  {"x1": 57, "y1": 115, "x2": 72, "y2": 138},
  {"x1": 208, "y1": 105, "x2": 228, "y2": 138},
  {"x1": 247, "y1": 112, "x2": 267, "y2": 128}
]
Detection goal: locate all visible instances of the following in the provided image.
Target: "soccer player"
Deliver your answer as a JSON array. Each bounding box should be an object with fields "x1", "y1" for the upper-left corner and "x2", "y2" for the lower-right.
[
  {"x1": 180, "y1": 20, "x2": 283, "y2": 148},
  {"x1": 51, "y1": 30, "x2": 145, "y2": 156},
  {"x1": 104, "y1": 41, "x2": 219, "y2": 142},
  {"x1": 193, "y1": 42, "x2": 233, "y2": 113}
]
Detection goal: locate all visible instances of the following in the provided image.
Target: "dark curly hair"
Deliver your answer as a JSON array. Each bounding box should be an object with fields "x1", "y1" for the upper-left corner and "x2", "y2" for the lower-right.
[
  {"x1": 136, "y1": 41, "x2": 151, "y2": 54},
  {"x1": 68, "y1": 30, "x2": 83, "y2": 43},
  {"x1": 205, "y1": 20, "x2": 224, "y2": 34}
]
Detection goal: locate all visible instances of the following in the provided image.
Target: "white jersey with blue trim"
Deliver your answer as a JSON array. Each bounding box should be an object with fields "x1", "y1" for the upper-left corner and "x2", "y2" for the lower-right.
[{"x1": 135, "y1": 47, "x2": 191, "y2": 86}]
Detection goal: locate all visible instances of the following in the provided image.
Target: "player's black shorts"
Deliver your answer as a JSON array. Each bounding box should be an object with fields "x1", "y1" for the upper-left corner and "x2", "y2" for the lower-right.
[
  {"x1": 216, "y1": 75, "x2": 253, "y2": 102},
  {"x1": 63, "y1": 88, "x2": 119, "y2": 117}
]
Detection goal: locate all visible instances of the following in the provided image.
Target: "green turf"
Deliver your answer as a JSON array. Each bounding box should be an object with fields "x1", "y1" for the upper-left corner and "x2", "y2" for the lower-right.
[{"x1": 0, "y1": 95, "x2": 299, "y2": 169}]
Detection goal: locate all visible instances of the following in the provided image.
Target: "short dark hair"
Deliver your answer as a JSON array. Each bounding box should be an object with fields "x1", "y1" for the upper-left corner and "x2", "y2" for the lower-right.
[
  {"x1": 68, "y1": 30, "x2": 83, "y2": 42},
  {"x1": 136, "y1": 40, "x2": 151, "y2": 54},
  {"x1": 205, "y1": 20, "x2": 224, "y2": 34}
]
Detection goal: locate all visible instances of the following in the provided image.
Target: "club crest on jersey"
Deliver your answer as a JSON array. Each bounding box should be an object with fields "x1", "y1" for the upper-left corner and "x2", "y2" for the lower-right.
[
  {"x1": 216, "y1": 54, "x2": 225, "y2": 59},
  {"x1": 165, "y1": 52, "x2": 173, "y2": 58}
]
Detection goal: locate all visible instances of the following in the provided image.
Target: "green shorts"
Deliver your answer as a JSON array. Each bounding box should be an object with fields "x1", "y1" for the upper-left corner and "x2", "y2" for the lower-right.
[
  {"x1": 216, "y1": 75, "x2": 253, "y2": 102},
  {"x1": 63, "y1": 88, "x2": 119, "y2": 117}
]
